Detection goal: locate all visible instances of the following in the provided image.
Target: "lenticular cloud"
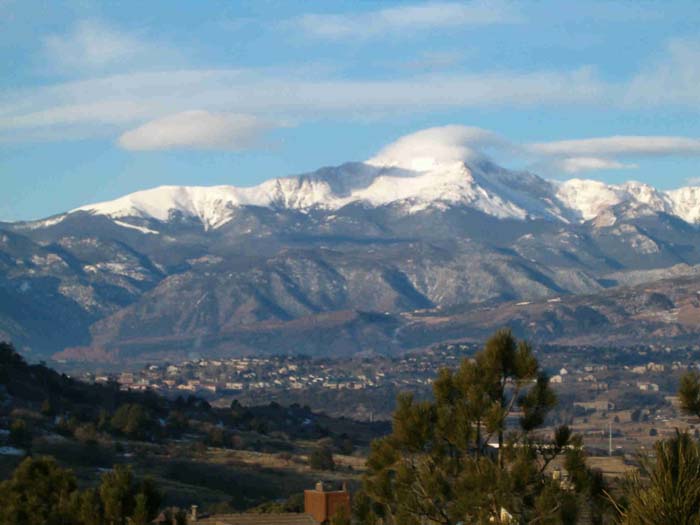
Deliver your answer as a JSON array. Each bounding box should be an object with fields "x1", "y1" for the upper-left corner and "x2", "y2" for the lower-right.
[{"x1": 118, "y1": 111, "x2": 271, "y2": 151}]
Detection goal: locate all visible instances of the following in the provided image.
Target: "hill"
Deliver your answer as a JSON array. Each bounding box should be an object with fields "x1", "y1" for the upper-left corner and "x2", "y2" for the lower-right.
[{"x1": 0, "y1": 341, "x2": 388, "y2": 510}]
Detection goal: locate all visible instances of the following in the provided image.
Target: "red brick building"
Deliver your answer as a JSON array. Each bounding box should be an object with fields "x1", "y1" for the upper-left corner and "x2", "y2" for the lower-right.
[{"x1": 304, "y1": 482, "x2": 351, "y2": 524}]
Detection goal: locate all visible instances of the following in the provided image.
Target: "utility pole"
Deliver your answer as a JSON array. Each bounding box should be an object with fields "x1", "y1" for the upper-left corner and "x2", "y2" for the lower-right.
[{"x1": 608, "y1": 421, "x2": 612, "y2": 456}]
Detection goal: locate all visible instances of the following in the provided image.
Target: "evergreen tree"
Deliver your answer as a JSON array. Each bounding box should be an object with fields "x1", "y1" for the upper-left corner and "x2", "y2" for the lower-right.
[
  {"x1": 110, "y1": 404, "x2": 153, "y2": 440},
  {"x1": 0, "y1": 456, "x2": 79, "y2": 525},
  {"x1": 131, "y1": 493, "x2": 150, "y2": 525},
  {"x1": 679, "y1": 371, "x2": 700, "y2": 417},
  {"x1": 9, "y1": 418, "x2": 32, "y2": 451},
  {"x1": 76, "y1": 488, "x2": 103, "y2": 525},
  {"x1": 611, "y1": 371, "x2": 700, "y2": 523},
  {"x1": 99, "y1": 465, "x2": 136, "y2": 525},
  {"x1": 615, "y1": 431, "x2": 700, "y2": 524},
  {"x1": 359, "y1": 329, "x2": 605, "y2": 525},
  {"x1": 309, "y1": 443, "x2": 336, "y2": 471}
]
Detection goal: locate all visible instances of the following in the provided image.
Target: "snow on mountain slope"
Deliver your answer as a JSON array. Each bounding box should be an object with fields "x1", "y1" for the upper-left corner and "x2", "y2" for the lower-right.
[
  {"x1": 555, "y1": 179, "x2": 670, "y2": 221},
  {"x1": 64, "y1": 128, "x2": 700, "y2": 230},
  {"x1": 667, "y1": 186, "x2": 700, "y2": 224},
  {"x1": 72, "y1": 160, "x2": 570, "y2": 227}
]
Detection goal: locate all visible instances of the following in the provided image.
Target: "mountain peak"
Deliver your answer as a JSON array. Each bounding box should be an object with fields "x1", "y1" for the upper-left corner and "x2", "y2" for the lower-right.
[{"x1": 39, "y1": 127, "x2": 700, "y2": 230}]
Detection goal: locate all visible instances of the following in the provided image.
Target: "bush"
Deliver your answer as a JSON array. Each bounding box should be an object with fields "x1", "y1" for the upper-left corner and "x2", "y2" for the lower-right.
[
  {"x1": 111, "y1": 404, "x2": 156, "y2": 440},
  {"x1": 9, "y1": 419, "x2": 31, "y2": 450},
  {"x1": 308, "y1": 445, "x2": 335, "y2": 471}
]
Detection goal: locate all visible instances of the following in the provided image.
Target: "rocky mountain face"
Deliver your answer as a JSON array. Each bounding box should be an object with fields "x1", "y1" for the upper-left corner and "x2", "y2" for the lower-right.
[{"x1": 4, "y1": 139, "x2": 700, "y2": 362}]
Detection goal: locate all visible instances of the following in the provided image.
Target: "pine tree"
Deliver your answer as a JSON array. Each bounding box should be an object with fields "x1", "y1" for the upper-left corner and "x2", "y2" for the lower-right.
[
  {"x1": 0, "y1": 456, "x2": 79, "y2": 525},
  {"x1": 359, "y1": 329, "x2": 606, "y2": 525},
  {"x1": 615, "y1": 431, "x2": 700, "y2": 524},
  {"x1": 131, "y1": 493, "x2": 150, "y2": 525},
  {"x1": 99, "y1": 465, "x2": 136, "y2": 525},
  {"x1": 611, "y1": 371, "x2": 700, "y2": 523},
  {"x1": 77, "y1": 488, "x2": 103, "y2": 525}
]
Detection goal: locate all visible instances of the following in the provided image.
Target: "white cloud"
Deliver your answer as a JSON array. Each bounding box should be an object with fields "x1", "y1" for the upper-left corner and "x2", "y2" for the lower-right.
[
  {"x1": 530, "y1": 136, "x2": 700, "y2": 157},
  {"x1": 1, "y1": 32, "x2": 699, "y2": 147},
  {"x1": 0, "y1": 67, "x2": 606, "y2": 141},
  {"x1": 368, "y1": 125, "x2": 506, "y2": 170},
  {"x1": 550, "y1": 157, "x2": 637, "y2": 174},
  {"x1": 292, "y1": 1, "x2": 520, "y2": 39},
  {"x1": 117, "y1": 111, "x2": 274, "y2": 151},
  {"x1": 42, "y1": 20, "x2": 171, "y2": 72},
  {"x1": 366, "y1": 125, "x2": 699, "y2": 175}
]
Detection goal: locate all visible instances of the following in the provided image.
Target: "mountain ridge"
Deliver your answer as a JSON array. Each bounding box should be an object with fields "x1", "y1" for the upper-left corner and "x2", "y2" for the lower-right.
[
  {"x1": 4, "y1": 128, "x2": 700, "y2": 361},
  {"x1": 38, "y1": 166, "x2": 700, "y2": 230},
  {"x1": 12, "y1": 132, "x2": 700, "y2": 232}
]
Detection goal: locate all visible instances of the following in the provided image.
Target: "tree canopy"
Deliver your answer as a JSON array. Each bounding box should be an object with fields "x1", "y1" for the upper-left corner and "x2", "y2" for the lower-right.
[
  {"x1": 358, "y1": 328, "x2": 605, "y2": 525},
  {"x1": 0, "y1": 457, "x2": 161, "y2": 525}
]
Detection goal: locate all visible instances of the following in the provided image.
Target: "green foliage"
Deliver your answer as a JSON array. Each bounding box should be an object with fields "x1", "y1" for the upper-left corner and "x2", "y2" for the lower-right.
[
  {"x1": 76, "y1": 488, "x2": 103, "y2": 525},
  {"x1": 131, "y1": 493, "x2": 150, "y2": 525},
  {"x1": 99, "y1": 466, "x2": 135, "y2": 524},
  {"x1": 9, "y1": 418, "x2": 32, "y2": 450},
  {"x1": 309, "y1": 443, "x2": 335, "y2": 471},
  {"x1": 0, "y1": 456, "x2": 78, "y2": 525},
  {"x1": 0, "y1": 456, "x2": 162, "y2": 525},
  {"x1": 679, "y1": 371, "x2": 700, "y2": 417},
  {"x1": 249, "y1": 492, "x2": 305, "y2": 513},
  {"x1": 616, "y1": 431, "x2": 700, "y2": 524},
  {"x1": 41, "y1": 398, "x2": 55, "y2": 416},
  {"x1": 360, "y1": 329, "x2": 606, "y2": 525},
  {"x1": 330, "y1": 505, "x2": 351, "y2": 525},
  {"x1": 110, "y1": 403, "x2": 155, "y2": 440}
]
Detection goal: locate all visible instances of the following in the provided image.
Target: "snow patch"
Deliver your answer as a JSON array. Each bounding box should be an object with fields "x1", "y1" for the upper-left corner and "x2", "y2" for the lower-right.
[{"x1": 113, "y1": 220, "x2": 160, "y2": 235}]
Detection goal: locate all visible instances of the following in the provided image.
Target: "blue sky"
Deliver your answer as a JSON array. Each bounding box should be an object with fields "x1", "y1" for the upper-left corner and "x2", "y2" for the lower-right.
[{"x1": 2, "y1": 0, "x2": 700, "y2": 220}]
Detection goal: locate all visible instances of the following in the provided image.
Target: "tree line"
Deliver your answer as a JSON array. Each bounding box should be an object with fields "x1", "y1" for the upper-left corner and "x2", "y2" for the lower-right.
[
  {"x1": 355, "y1": 329, "x2": 700, "y2": 524},
  {"x1": 0, "y1": 459, "x2": 181, "y2": 525},
  {"x1": 4, "y1": 331, "x2": 700, "y2": 523}
]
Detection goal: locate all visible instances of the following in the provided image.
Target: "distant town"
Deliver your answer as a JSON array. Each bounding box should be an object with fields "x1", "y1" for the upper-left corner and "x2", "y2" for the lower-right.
[{"x1": 73, "y1": 342, "x2": 700, "y2": 456}]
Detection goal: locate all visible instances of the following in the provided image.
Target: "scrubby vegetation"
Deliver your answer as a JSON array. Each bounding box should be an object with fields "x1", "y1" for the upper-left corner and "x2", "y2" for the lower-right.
[{"x1": 0, "y1": 341, "x2": 383, "y2": 512}]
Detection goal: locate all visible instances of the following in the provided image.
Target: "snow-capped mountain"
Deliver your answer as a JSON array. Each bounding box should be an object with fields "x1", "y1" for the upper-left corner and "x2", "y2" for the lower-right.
[
  {"x1": 63, "y1": 161, "x2": 700, "y2": 231},
  {"x1": 57, "y1": 130, "x2": 698, "y2": 230},
  {"x1": 5, "y1": 127, "x2": 700, "y2": 362}
]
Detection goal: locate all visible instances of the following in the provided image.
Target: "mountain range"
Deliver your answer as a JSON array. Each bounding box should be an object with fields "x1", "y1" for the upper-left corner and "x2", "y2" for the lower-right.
[{"x1": 3, "y1": 129, "x2": 700, "y2": 362}]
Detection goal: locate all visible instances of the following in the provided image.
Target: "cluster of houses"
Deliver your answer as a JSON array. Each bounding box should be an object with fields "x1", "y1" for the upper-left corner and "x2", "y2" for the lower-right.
[{"x1": 85, "y1": 351, "x2": 458, "y2": 397}]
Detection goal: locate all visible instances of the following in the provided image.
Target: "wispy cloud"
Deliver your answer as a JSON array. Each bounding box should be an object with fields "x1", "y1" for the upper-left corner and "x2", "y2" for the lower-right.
[
  {"x1": 291, "y1": 1, "x2": 521, "y2": 39},
  {"x1": 0, "y1": 67, "x2": 606, "y2": 143},
  {"x1": 548, "y1": 157, "x2": 637, "y2": 174},
  {"x1": 118, "y1": 111, "x2": 276, "y2": 151},
  {"x1": 530, "y1": 136, "x2": 700, "y2": 157},
  {"x1": 42, "y1": 19, "x2": 174, "y2": 73},
  {"x1": 625, "y1": 38, "x2": 700, "y2": 107},
  {"x1": 1, "y1": 19, "x2": 699, "y2": 154}
]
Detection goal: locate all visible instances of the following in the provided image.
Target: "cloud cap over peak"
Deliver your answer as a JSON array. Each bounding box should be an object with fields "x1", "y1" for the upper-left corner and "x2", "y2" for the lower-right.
[{"x1": 367, "y1": 125, "x2": 506, "y2": 171}]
